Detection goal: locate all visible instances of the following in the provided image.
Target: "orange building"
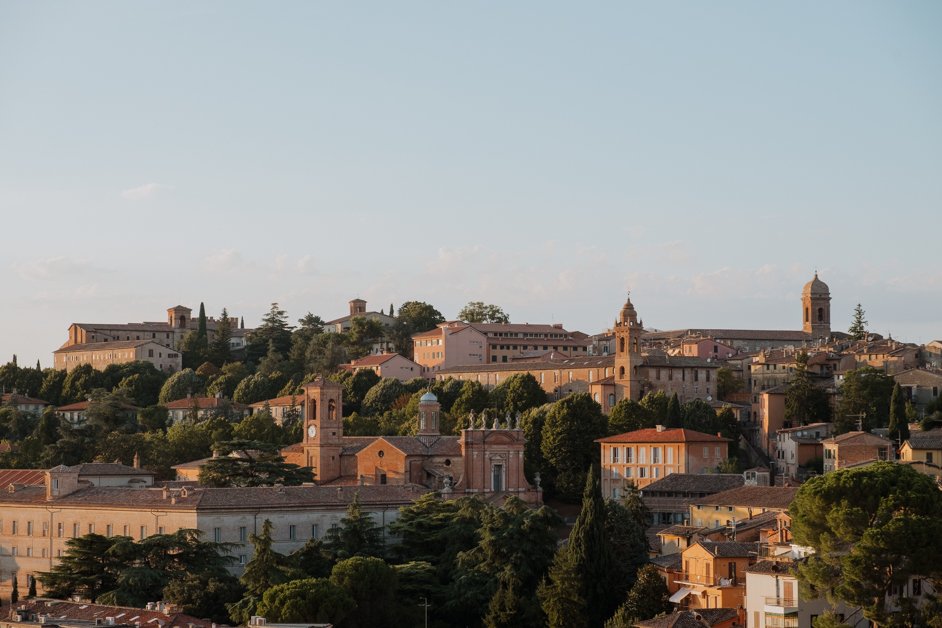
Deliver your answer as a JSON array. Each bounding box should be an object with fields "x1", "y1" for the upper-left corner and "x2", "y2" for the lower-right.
[
  {"x1": 597, "y1": 426, "x2": 730, "y2": 494},
  {"x1": 673, "y1": 541, "x2": 755, "y2": 610}
]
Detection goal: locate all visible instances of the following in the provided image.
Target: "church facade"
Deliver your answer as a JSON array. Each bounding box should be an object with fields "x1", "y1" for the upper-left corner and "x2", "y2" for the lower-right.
[{"x1": 285, "y1": 378, "x2": 541, "y2": 504}]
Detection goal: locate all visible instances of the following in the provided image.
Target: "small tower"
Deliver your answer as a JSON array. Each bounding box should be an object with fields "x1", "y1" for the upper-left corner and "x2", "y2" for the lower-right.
[
  {"x1": 167, "y1": 305, "x2": 192, "y2": 329},
  {"x1": 802, "y1": 273, "x2": 831, "y2": 340},
  {"x1": 614, "y1": 293, "x2": 644, "y2": 401},
  {"x1": 301, "y1": 377, "x2": 344, "y2": 484},
  {"x1": 349, "y1": 299, "x2": 367, "y2": 317},
  {"x1": 417, "y1": 391, "x2": 441, "y2": 437}
]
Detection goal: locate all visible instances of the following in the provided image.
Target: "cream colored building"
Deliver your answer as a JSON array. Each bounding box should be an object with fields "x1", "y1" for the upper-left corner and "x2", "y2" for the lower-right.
[
  {"x1": 163, "y1": 395, "x2": 249, "y2": 424},
  {"x1": 342, "y1": 353, "x2": 423, "y2": 382},
  {"x1": 0, "y1": 462, "x2": 421, "y2": 596},
  {"x1": 0, "y1": 393, "x2": 50, "y2": 415},
  {"x1": 53, "y1": 340, "x2": 182, "y2": 373}
]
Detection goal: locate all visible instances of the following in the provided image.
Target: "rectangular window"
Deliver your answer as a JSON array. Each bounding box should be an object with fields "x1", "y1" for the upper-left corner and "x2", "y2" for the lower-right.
[
  {"x1": 289, "y1": 525, "x2": 297, "y2": 540},
  {"x1": 88, "y1": 523, "x2": 95, "y2": 534},
  {"x1": 57, "y1": 523, "x2": 64, "y2": 538},
  {"x1": 625, "y1": 467, "x2": 632, "y2": 478},
  {"x1": 214, "y1": 527, "x2": 222, "y2": 543},
  {"x1": 653, "y1": 467, "x2": 660, "y2": 479},
  {"x1": 652, "y1": 447, "x2": 661, "y2": 464},
  {"x1": 626, "y1": 447, "x2": 633, "y2": 463},
  {"x1": 73, "y1": 523, "x2": 80, "y2": 537},
  {"x1": 158, "y1": 526, "x2": 165, "y2": 535},
  {"x1": 27, "y1": 521, "x2": 33, "y2": 536},
  {"x1": 106, "y1": 525, "x2": 113, "y2": 537},
  {"x1": 239, "y1": 526, "x2": 247, "y2": 543},
  {"x1": 715, "y1": 446, "x2": 721, "y2": 458},
  {"x1": 140, "y1": 525, "x2": 147, "y2": 540},
  {"x1": 312, "y1": 524, "x2": 319, "y2": 539},
  {"x1": 639, "y1": 447, "x2": 647, "y2": 464},
  {"x1": 667, "y1": 447, "x2": 674, "y2": 464},
  {"x1": 611, "y1": 447, "x2": 619, "y2": 463},
  {"x1": 639, "y1": 467, "x2": 647, "y2": 478},
  {"x1": 239, "y1": 554, "x2": 247, "y2": 565},
  {"x1": 12, "y1": 521, "x2": 18, "y2": 535},
  {"x1": 123, "y1": 524, "x2": 130, "y2": 536},
  {"x1": 703, "y1": 446, "x2": 709, "y2": 458}
]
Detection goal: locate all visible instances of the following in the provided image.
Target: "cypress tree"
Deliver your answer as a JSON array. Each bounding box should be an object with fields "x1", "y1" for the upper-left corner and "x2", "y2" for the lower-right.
[
  {"x1": 539, "y1": 468, "x2": 615, "y2": 627},
  {"x1": 665, "y1": 393, "x2": 682, "y2": 428},
  {"x1": 27, "y1": 574, "x2": 37, "y2": 598},
  {"x1": 888, "y1": 382, "x2": 910, "y2": 445},
  {"x1": 848, "y1": 304, "x2": 868, "y2": 341},
  {"x1": 198, "y1": 303, "x2": 208, "y2": 340},
  {"x1": 11, "y1": 573, "x2": 18, "y2": 604}
]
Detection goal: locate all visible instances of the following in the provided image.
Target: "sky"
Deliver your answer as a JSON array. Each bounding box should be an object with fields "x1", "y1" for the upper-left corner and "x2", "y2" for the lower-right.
[{"x1": 1, "y1": 2, "x2": 941, "y2": 367}]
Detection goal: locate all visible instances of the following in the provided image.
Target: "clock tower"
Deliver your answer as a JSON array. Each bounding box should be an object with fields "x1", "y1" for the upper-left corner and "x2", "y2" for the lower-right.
[
  {"x1": 614, "y1": 293, "x2": 644, "y2": 402},
  {"x1": 301, "y1": 377, "x2": 344, "y2": 484}
]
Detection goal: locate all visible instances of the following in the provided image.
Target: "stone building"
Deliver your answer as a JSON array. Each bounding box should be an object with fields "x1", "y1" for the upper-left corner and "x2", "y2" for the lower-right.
[
  {"x1": 341, "y1": 352, "x2": 423, "y2": 382},
  {"x1": 821, "y1": 431, "x2": 894, "y2": 472},
  {"x1": 53, "y1": 340, "x2": 182, "y2": 373},
  {"x1": 0, "y1": 462, "x2": 421, "y2": 597},
  {"x1": 284, "y1": 378, "x2": 541, "y2": 503}
]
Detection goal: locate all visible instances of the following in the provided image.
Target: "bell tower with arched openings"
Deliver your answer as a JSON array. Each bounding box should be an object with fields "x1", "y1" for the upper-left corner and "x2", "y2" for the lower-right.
[
  {"x1": 301, "y1": 377, "x2": 344, "y2": 484},
  {"x1": 802, "y1": 272, "x2": 831, "y2": 340},
  {"x1": 614, "y1": 293, "x2": 644, "y2": 402}
]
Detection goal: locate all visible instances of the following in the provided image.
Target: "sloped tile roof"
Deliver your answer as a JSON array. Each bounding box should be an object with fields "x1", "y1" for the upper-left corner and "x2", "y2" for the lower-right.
[
  {"x1": 694, "y1": 486, "x2": 798, "y2": 510},
  {"x1": 597, "y1": 428, "x2": 730, "y2": 444}
]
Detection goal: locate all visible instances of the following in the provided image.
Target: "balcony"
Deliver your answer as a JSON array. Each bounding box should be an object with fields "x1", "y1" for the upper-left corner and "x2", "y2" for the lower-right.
[
  {"x1": 764, "y1": 597, "x2": 798, "y2": 615},
  {"x1": 674, "y1": 572, "x2": 739, "y2": 587}
]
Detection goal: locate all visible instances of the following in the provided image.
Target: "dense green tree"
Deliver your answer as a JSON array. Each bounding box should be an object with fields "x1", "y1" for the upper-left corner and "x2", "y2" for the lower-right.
[
  {"x1": 848, "y1": 303, "x2": 868, "y2": 340},
  {"x1": 197, "y1": 302, "x2": 208, "y2": 340},
  {"x1": 241, "y1": 519, "x2": 293, "y2": 595},
  {"x1": 233, "y1": 372, "x2": 278, "y2": 405},
  {"x1": 665, "y1": 392, "x2": 682, "y2": 428},
  {"x1": 10, "y1": 573, "x2": 18, "y2": 604},
  {"x1": 254, "y1": 577, "x2": 353, "y2": 624},
  {"x1": 346, "y1": 317, "x2": 386, "y2": 359},
  {"x1": 604, "y1": 564, "x2": 671, "y2": 627},
  {"x1": 490, "y1": 373, "x2": 547, "y2": 416},
  {"x1": 791, "y1": 462, "x2": 942, "y2": 624},
  {"x1": 163, "y1": 572, "x2": 243, "y2": 624},
  {"x1": 158, "y1": 369, "x2": 202, "y2": 404},
  {"x1": 785, "y1": 351, "x2": 832, "y2": 427},
  {"x1": 541, "y1": 394, "x2": 607, "y2": 500},
  {"x1": 15, "y1": 365, "x2": 44, "y2": 398},
  {"x1": 608, "y1": 399, "x2": 654, "y2": 435},
  {"x1": 247, "y1": 303, "x2": 294, "y2": 364},
  {"x1": 208, "y1": 308, "x2": 234, "y2": 366},
  {"x1": 27, "y1": 573, "x2": 37, "y2": 598},
  {"x1": 179, "y1": 330, "x2": 210, "y2": 370},
  {"x1": 680, "y1": 398, "x2": 716, "y2": 433},
  {"x1": 888, "y1": 382, "x2": 910, "y2": 445},
  {"x1": 86, "y1": 389, "x2": 138, "y2": 435},
  {"x1": 334, "y1": 368, "x2": 380, "y2": 414},
  {"x1": 604, "y1": 500, "x2": 648, "y2": 601},
  {"x1": 361, "y1": 377, "x2": 408, "y2": 416},
  {"x1": 324, "y1": 493, "x2": 385, "y2": 560},
  {"x1": 390, "y1": 301, "x2": 445, "y2": 355},
  {"x1": 836, "y1": 367, "x2": 894, "y2": 433},
  {"x1": 290, "y1": 538, "x2": 335, "y2": 579},
  {"x1": 539, "y1": 470, "x2": 615, "y2": 628},
  {"x1": 39, "y1": 534, "x2": 126, "y2": 602},
  {"x1": 113, "y1": 365, "x2": 168, "y2": 407},
  {"x1": 232, "y1": 407, "x2": 284, "y2": 445},
  {"x1": 451, "y1": 380, "x2": 491, "y2": 421},
  {"x1": 61, "y1": 364, "x2": 105, "y2": 404},
  {"x1": 39, "y1": 368, "x2": 67, "y2": 405},
  {"x1": 716, "y1": 366, "x2": 745, "y2": 400},
  {"x1": 138, "y1": 405, "x2": 168, "y2": 432},
  {"x1": 206, "y1": 362, "x2": 250, "y2": 399},
  {"x1": 458, "y1": 301, "x2": 510, "y2": 324},
  {"x1": 304, "y1": 333, "x2": 349, "y2": 376},
  {"x1": 389, "y1": 493, "x2": 484, "y2": 572},
  {"x1": 329, "y1": 556, "x2": 399, "y2": 628},
  {"x1": 199, "y1": 440, "x2": 311, "y2": 487},
  {"x1": 639, "y1": 391, "x2": 669, "y2": 423}
]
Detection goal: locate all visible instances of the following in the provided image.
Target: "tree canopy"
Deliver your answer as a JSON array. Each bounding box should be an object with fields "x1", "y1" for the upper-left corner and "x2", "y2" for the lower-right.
[{"x1": 458, "y1": 301, "x2": 510, "y2": 324}]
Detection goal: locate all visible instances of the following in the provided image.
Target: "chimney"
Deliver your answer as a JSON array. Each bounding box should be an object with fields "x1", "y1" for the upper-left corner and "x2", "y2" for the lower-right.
[
  {"x1": 656, "y1": 425, "x2": 665, "y2": 432},
  {"x1": 132, "y1": 452, "x2": 141, "y2": 469}
]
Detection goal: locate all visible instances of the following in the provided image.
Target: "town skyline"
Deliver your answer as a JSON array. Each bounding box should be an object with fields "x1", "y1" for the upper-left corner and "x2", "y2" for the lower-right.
[{"x1": 3, "y1": 2, "x2": 940, "y2": 364}]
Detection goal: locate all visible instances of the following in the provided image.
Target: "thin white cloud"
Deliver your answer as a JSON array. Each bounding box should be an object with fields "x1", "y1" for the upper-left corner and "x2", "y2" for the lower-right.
[
  {"x1": 203, "y1": 249, "x2": 243, "y2": 272},
  {"x1": 14, "y1": 256, "x2": 94, "y2": 281},
  {"x1": 121, "y1": 182, "x2": 170, "y2": 201}
]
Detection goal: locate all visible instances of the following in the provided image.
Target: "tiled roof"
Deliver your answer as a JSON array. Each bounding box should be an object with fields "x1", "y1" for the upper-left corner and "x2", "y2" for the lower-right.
[
  {"x1": 636, "y1": 609, "x2": 739, "y2": 628},
  {"x1": 0, "y1": 469, "x2": 46, "y2": 486},
  {"x1": 597, "y1": 428, "x2": 730, "y2": 444},
  {"x1": 12, "y1": 598, "x2": 213, "y2": 628},
  {"x1": 2, "y1": 393, "x2": 50, "y2": 405},
  {"x1": 249, "y1": 395, "x2": 305, "y2": 408},
  {"x1": 163, "y1": 396, "x2": 247, "y2": 411},
  {"x1": 905, "y1": 429, "x2": 942, "y2": 450},
  {"x1": 694, "y1": 486, "x2": 798, "y2": 510},
  {"x1": 696, "y1": 540, "x2": 757, "y2": 557},
  {"x1": 645, "y1": 328, "x2": 812, "y2": 342},
  {"x1": 642, "y1": 473, "x2": 744, "y2": 496},
  {"x1": 438, "y1": 354, "x2": 613, "y2": 374},
  {"x1": 56, "y1": 400, "x2": 138, "y2": 412},
  {"x1": 348, "y1": 353, "x2": 400, "y2": 367},
  {"x1": 649, "y1": 553, "x2": 683, "y2": 570},
  {"x1": 658, "y1": 524, "x2": 708, "y2": 538},
  {"x1": 54, "y1": 339, "x2": 174, "y2": 353},
  {"x1": 68, "y1": 463, "x2": 153, "y2": 476},
  {"x1": 375, "y1": 435, "x2": 462, "y2": 457},
  {"x1": 822, "y1": 431, "x2": 892, "y2": 446},
  {"x1": 471, "y1": 322, "x2": 574, "y2": 335},
  {"x1": 642, "y1": 355, "x2": 722, "y2": 368}
]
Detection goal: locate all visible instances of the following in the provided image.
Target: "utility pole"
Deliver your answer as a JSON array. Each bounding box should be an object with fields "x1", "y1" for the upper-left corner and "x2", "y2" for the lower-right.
[{"x1": 418, "y1": 597, "x2": 430, "y2": 628}]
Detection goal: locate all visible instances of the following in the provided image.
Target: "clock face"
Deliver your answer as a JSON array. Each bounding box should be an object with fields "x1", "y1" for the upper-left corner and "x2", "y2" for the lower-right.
[{"x1": 307, "y1": 425, "x2": 317, "y2": 438}]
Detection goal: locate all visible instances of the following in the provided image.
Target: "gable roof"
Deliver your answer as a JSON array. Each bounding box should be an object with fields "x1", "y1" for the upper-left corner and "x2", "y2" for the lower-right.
[
  {"x1": 904, "y1": 429, "x2": 942, "y2": 450},
  {"x1": 694, "y1": 485, "x2": 798, "y2": 510},
  {"x1": 2, "y1": 393, "x2": 50, "y2": 406},
  {"x1": 695, "y1": 540, "x2": 757, "y2": 558},
  {"x1": 642, "y1": 473, "x2": 744, "y2": 495},
  {"x1": 54, "y1": 339, "x2": 174, "y2": 353},
  {"x1": 822, "y1": 431, "x2": 892, "y2": 446},
  {"x1": 163, "y1": 396, "x2": 247, "y2": 411},
  {"x1": 12, "y1": 598, "x2": 213, "y2": 628},
  {"x1": 636, "y1": 608, "x2": 739, "y2": 628},
  {"x1": 0, "y1": 468, "x2": 46, "y2": 486},
  {"x1": 597, "y1": 427, "x2": 730, "y2": 444}
]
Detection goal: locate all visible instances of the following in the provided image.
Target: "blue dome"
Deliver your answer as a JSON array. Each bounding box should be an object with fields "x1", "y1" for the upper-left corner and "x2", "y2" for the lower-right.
[{"x1": 420, "y1": 391, "x2": 438, "y2": 403}]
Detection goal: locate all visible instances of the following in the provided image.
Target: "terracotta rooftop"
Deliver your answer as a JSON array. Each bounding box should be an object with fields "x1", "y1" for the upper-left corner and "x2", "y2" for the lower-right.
[
  {"x1": 249, "y1": 394, "x2": 305, "y2": 408},
  {"x1": 54, "y1": 340, "x2": 174, "y2": 353},
  {"x1": 11, "y1": 598, "x2": 213, "y2": 628},
  {"x1": 694, "y1": 486, "x2": 798, "y2": 510},
  {"x1": 695, "y1": 540, "x2": 758, "y2": 557},
  {"x1": 163, "y1": 396, "x2": 247, "y2": 411},
  {"x1": 822, "y1": 431, "x2": 892, "y2": 446},
  {"x1": 645, "y1": 328, "x2": 812, "y2": 342},
  {"x1": 2, "y1": 393, "x2": 50, "y2": 406},
  {"x1": 597, "y1": 427, "x2": 730, "y2": 444},
  {"x1": 904, "y1": 429, "x2": 942, "y2": 450},
  {"x1": 348, "y1": 353, "x2": 400, "y2": 367},
  {"x1": 642, "y1": 473, "x2": 744, "y2": 496},
  {"x1": 636, "y1": 608, "x2": 739, "y2": 628},
  {"x1": 0, "y1": 469, "x2": 46, "y2": 486}
]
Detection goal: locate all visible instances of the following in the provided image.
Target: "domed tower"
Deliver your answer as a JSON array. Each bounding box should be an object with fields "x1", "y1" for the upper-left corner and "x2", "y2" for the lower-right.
[
  {"x1": 300, "y1": 377, "x2": 344, "y2": 484},
  {"x1": 417, "y1": 391, "x2": 441, "y2": 437},
  {"x1": 802, "y1": 273, "x2": 831, "y2": 340},
  {"x1": 614, "y1": 293, "x2": 644, "y2": 401}
]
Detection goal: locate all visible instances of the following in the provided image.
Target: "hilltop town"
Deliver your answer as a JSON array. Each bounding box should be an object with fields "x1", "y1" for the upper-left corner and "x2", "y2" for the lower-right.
[{"x1": 1, "y1": 275, "x2": 940, "y2": 628}]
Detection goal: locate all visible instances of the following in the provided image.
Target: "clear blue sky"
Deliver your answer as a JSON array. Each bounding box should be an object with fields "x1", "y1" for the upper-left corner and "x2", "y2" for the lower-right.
[{"x1": 2, "y1": 2, "x2": 940, "y2": 367}]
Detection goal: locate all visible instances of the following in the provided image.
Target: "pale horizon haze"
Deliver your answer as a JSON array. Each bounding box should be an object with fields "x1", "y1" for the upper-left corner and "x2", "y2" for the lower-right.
[{"x1": 2, "y1": 2, "x2": 941, "y2": 367}]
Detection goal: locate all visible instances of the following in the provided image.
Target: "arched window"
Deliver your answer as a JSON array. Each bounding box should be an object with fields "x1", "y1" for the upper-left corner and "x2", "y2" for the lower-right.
[
  {"x1": 328, "y1": 399, "x2": 336, "y2": 421},
  {"x1": 619, "y1": 337, "x2": 626, "y2": 353},
  {"x1": 608, "y1": 393, "x2": 616, "y2": 407},
  {"x1": 805, "y1": 307, "x2": 809, "y2": 323},
  {"x1": 817, "y1": 307, "x2": 824, "y2": 322},
  {"x1": 310, "y1": 399, "x2": 317, "y2": 420},
  {"x1": 633, "y1": 337, "x2": 639, "y2": 353},
  {"x1": 619, "y1": 366, "x2": 626, "y2": 378},
  {"x1": 179, "y1": 316, "x2": 186, "y2": 327}
]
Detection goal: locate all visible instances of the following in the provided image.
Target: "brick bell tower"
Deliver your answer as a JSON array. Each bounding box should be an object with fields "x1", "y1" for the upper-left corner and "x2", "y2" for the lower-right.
[
  {"x1": 614, "y1": 292, "x2": 644, "y2": 402},
  {"x1": 301, "y1": 377, "x2": 344, "y2": 484}
]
